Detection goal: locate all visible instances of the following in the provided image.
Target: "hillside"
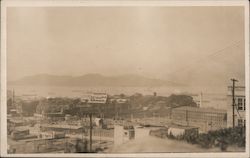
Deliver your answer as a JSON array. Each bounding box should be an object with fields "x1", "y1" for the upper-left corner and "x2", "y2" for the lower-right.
[{"x1": 9, "y1": 73, "x2": 185, "y2": 87}]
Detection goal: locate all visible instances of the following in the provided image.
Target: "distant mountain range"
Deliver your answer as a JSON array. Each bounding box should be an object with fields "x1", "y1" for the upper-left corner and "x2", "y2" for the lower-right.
[{"x1": 9, "y1": 73, "x2": 185, "y2": 87}]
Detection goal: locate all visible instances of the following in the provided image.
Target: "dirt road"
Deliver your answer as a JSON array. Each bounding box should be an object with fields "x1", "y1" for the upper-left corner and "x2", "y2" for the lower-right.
[{"x1": 109, "y1": 136, "x2": 221, "y2": 153}]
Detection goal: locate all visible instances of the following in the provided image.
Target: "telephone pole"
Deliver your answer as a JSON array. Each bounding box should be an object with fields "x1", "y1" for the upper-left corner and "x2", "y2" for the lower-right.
[
  {"x1": 231, "y1": 78, "x2": 238, "y2": 128},
  {"x1": 80, "y1": 103, "x2": 95, "y2": 153},
  {"x1": 186, "y1": 110, "x2": 189, "y2": 126},
  {"x1": 89, "y1": 113, "x2": 92, "y2": 152},
  {"x1": 12, "y1": 89, "x2": 15, "y2": 106}
]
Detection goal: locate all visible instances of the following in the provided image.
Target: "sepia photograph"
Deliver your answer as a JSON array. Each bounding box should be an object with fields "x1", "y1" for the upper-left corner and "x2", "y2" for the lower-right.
[{"x1": 0, "y1": 0, "x2": 249, "y2": 157}]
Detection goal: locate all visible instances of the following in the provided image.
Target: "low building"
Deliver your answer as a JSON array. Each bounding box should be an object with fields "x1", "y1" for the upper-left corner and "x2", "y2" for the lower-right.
[
  {"x1": 110, "y1": 98, "x2": 129, "y2": 104},
  {"x1": 227, "y1": 86, "x2": 246, "y2": 127},
  {"x1": 11, "y1": 126, "x2": 37, "y2": 140},
  {"x1": 38, "y1": 131, "x2": 65, "y2": 139},
  {"x1": 43, "y1": 113, "x2": 65, "y2": 121},
  {"x1": 8, "y1": 119, "x2": 25, "y2": 127},
  {"x1": 34, "y1": 111, "x2": 65, "y2": 122},
  {"x1": 40, "y1": 124, "x2": 84, "y2": 134},
  {"x1": 81, "y1": 92, "x2": 108, "y2": 104}
]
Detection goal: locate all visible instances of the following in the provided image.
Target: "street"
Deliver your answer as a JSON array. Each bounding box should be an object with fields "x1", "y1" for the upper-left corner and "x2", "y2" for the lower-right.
[{"x1": 109, "y1": 136, "x2": 221, "y2": 153}]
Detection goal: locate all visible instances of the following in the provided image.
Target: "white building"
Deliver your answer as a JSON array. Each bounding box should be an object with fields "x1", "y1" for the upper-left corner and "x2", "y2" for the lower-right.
[
  {"x1": 227, "y1": 86, "x2": 246, "y2": 127},
  {"x1": 81, "y1": 92, "x2": 108, "y2": 104},
  {"x1": 114, "y1": 125, "x2": 135, "y2": 146}
]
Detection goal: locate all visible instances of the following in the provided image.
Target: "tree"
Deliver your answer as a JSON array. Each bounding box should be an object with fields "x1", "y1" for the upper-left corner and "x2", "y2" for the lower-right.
[
  {"x1": 166, "y1": 94, "x2": 197, "y2": 107},
  {"x1": 119, "y1": 93, "x2": 126, "y2": 98},
  {"x1": 21, "y1": 100, "x2": 39, "y2": 116}
]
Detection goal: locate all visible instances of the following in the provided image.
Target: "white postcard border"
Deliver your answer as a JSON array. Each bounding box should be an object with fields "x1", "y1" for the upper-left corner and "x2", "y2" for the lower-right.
[{"x1": 1, "y1": 0, "x2": 249, "y2": 157}]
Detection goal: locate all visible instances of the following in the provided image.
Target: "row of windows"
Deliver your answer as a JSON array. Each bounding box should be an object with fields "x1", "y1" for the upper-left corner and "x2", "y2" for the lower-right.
[
  {"x1": 172, "y1": 110, "x2": 226, "y2": 122},
  {"x1": 172, "y1": 114, "x2": 226, "y2": 123},
  {"x1": 237, "y1": 98, "x2": 246, "y2": 111},
  {"x1": 238, "y1": 119, "x2": 246, "y2": 127}
]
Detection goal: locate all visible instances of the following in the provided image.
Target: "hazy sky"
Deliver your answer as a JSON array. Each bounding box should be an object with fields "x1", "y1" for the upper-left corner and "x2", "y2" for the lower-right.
[{"x1": 7, "y1": 6, "x2": 245, "y2": 86}]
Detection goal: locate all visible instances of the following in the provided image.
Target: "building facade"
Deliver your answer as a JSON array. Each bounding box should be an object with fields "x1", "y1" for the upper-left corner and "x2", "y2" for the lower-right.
[
  {"x1": 227, "y1": 86, "x2": 246, "y2": 127},
  {"x1": 171, "y1": 106, "x2": 227, "y2": 133},
  {"x1": 81, "y1": 92, "x2": 108, "y2": 104}
]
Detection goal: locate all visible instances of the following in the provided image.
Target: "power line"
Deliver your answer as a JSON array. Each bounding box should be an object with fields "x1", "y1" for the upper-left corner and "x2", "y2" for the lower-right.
[{"x1": 167, "y1": 40, "x2": 243, "y2": 76}]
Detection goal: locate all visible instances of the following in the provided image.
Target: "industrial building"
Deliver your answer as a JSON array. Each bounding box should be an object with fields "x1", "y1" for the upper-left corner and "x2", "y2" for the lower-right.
[{"x1": 170, "y1": 106, "x2": 227, "y2": 133}]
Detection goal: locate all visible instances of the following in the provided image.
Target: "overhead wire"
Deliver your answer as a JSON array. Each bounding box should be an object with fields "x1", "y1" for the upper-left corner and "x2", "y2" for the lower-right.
[{"x1": 166, "y1": 39, "x2": 244, "y2": 77}]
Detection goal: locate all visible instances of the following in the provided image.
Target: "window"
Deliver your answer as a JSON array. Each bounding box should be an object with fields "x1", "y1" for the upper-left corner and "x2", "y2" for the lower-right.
[
  {"x1": 238, "y1": 119, "x2": 243, "y2": 126},
  {"x1": 244, "y1": 98, "x2": 246, "y2": 110},
  {"x1": 238, "y1": 98, "x2": 243, "y2": 110}
]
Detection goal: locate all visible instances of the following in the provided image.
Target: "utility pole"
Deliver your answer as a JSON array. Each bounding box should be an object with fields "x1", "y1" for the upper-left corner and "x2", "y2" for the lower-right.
[
  {"x1": 169, "y1": 108, "x2": 172, "y2": 119},
  {"x1": 186, "y1": 110, "x2": 189, "y2": 126},
  {"x1": 80, "y1": 103, "x2": 95, "y2": 153},
  {"x1": 143, "y1": 112, "x2": 146, "y2": 126},
  {"x1": 89, "y1": 113, "x2": 92, "y2": 152},
  {"x1": 231, "y1": 78, "x2": 238, "y2": 128},
  {"x1": 153, "y1": 112, "x2": 155, "y2": 124},
  {"x1": 12, "y1": 89, "x2": 15, "y2": 106},
  {"x1": 81, "y1": 117, "x2": 84, "y2": 141}
]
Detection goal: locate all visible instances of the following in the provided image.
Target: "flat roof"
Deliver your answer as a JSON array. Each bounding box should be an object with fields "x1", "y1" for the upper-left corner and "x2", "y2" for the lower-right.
[
  {"x1": 41, "y1": 124, "x2": 83, "y2": 130},
  {"x1": 14, "y1": 126, "x2": 30, "y2": 131},
  {"x1": 9, "y1": 119, "x2": 25, "y2": 123}
]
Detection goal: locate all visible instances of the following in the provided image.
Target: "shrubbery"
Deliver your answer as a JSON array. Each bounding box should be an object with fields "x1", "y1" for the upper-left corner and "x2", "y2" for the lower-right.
[{"x1": 165, "y1": 126, "x2": 245, "y2": 150}]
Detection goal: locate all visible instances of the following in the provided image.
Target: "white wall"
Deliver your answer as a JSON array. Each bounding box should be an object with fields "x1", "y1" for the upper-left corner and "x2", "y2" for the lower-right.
[
  {"x1": 114, "y1": 125, "x2": 124, "y2": 146},
  {"x1": 134, "y1": 127, "x2": 151, "y2": 140}
]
